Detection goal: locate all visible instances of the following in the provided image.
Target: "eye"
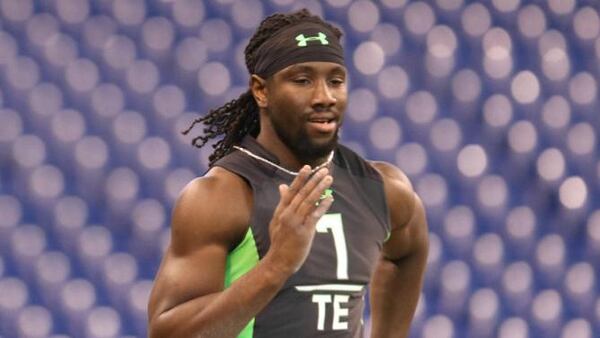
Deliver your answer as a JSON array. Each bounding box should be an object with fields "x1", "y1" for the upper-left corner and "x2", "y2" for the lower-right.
[
  {"x1": 329, "y1": 78, "x2": 345, "y2": 86},
  {"x1": 293, "y1": 78, "x2": 311, "y2": 85}
]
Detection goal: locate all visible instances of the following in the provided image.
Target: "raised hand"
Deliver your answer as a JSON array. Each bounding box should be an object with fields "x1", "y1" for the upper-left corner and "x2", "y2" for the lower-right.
[{"x1": 266, "y1": 165, "x2": 334, "y2": 276}]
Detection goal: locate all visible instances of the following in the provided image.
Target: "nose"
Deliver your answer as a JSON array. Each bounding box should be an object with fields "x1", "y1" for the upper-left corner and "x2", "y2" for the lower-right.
[{"x1": 311, "y1": 79, "x2": 337, "y2": 110}]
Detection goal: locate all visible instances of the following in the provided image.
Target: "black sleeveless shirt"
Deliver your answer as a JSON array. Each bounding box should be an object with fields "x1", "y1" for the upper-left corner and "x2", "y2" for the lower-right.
[{"x1": 214, "y1": 136, "x2": 391, "y2": 338}]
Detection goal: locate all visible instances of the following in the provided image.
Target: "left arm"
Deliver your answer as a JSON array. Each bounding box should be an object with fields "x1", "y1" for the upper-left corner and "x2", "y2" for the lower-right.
[{"x1": 369, "y1": 162, "x2": 429, "y2": 338}]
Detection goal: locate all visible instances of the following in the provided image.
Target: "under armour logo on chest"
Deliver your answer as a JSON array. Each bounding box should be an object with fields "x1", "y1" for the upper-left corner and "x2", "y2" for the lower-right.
[{"x1": 295, "y1": 32, "x2": 329, "y2": 47}]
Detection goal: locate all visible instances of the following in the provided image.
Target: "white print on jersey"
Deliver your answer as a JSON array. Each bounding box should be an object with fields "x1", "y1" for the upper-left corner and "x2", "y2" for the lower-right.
[
  {"x1": 311, "y1": 294, "x2": 350, "y2": 331},
  {"x1": 316, "y1": 213, "x2": 348, "y2": 280}
]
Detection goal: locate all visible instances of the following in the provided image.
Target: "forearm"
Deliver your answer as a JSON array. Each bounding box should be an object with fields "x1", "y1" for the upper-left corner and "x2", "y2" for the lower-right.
[
  {"x1": 369, "y1": 251, "x2": 427, "y2": 338},
  {"x1": 150, "y1": 254, "x2": 289, "y2": 338}
]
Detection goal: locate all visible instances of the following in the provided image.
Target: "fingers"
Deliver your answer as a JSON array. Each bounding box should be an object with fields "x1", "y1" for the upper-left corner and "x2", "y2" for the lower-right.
[
  {"x1": 293, "y1": 170, "x2": 333, "y2": 217},
  {"x1": 288, "y1": 168, "x2": 329, "y2": 210},
  {"x1": 310, "y1": 195, "x2": 334, "y2": 221},
  {"x1": 278, "y1": 165, "x2": 312, "y2": 206},
  {"x1": 276, "y1": 166, "x2": 333, "y2": 226},
  {"x1": 278, "y1": 183, "x2": 288, "y2": 198}
]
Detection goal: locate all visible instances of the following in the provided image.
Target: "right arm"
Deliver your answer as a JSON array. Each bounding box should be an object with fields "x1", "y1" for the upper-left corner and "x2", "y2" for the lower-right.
[{"x1": 147, "y1": 166, "x2": 333, "y2": 338}]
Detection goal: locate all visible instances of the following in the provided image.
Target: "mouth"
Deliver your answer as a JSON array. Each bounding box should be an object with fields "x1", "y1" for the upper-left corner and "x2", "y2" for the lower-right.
[
  {"x1": 308, "y1": 117, "x2": 336, "y2": 124},
  {"x1": 307, "y1": 117, "x2": 338, "y2": 133}
]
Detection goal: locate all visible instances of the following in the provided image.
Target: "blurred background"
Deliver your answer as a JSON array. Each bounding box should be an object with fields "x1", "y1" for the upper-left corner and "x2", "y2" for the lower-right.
[{"x1": 0, "y1": 0, "x2": 599, "y2": 337}]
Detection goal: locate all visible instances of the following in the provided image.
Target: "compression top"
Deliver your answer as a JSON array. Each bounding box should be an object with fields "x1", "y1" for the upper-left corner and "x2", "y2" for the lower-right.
[{"x1": 214, "y1": 136, "x2": 391, "y2": 338}]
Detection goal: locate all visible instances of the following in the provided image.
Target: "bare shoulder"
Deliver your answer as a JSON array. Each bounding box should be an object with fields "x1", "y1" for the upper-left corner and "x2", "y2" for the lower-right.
[
  {"x1": 370, "y1": 161, "x2": 412, "y2": 187},
  {"x1": 370, "y1": 161, "x2": 428, "y2": 260},
  {"x1": 170, "y1": 166, "x2": 253, "y2": 255},
  {"x1": 370, "y1": 161, "x2": 416, "y2": 225}
]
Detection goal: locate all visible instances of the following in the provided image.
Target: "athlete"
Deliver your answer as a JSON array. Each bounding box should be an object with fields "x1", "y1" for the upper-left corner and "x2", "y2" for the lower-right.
[{"x1": 148, "y1": 9, "x2": 428, "y2": 338}]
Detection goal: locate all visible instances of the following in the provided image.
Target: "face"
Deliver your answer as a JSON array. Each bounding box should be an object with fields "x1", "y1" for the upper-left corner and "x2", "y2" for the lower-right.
[{"x1": 260, "y1": 62, "x2": 348, "y2": 162}]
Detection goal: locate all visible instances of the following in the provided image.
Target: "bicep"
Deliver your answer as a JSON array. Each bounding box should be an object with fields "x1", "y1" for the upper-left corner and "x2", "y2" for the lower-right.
[
  {"x1": 382, "y1": 193, "x2": 428, "y2": 262},
  {"x1": 148, "y1": 242, "x2": 229, "y2": 320},
  {"x1": 371, "y1": 161, "x2": 426, "y2": 260},
  {"x1": 148, "y1": 174, "x2": 250, "y2": 322}
]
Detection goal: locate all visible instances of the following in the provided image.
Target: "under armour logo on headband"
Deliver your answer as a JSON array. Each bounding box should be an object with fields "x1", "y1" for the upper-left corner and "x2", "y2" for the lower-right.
[
  {"x1": 295, "y1": 32, "x2": 329, "y2": 47},
  {"x1": 253, "y1": 22, "x2": 344, "y2": 77}
]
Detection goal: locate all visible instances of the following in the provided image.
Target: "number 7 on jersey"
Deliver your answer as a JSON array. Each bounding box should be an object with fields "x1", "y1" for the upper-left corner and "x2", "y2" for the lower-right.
[{"x1": 316, "y1": 213, "x2": 348, "y2": 280}]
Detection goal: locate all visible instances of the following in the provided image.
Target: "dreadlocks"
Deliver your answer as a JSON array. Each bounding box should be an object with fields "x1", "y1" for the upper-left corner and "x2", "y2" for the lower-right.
[{"x1": 182, "y1": 9, "x2": 343, "y2": 167}]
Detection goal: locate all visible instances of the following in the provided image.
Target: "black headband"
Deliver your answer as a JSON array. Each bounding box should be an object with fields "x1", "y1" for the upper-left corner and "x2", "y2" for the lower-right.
[{"x1": 252, "y1": 22, "x2": 345, "y2": 78}]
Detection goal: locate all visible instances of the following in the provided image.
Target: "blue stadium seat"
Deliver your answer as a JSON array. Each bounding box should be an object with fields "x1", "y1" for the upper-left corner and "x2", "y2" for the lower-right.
[
  {"x1": 471, "y1": 233, "x2": 505, "y2": 285},
  {"x1": 0, "y1": 195, "x2": 22, "y2": 254},
  {"x1": 501, "y1": 261, "x2": 534, "y2": 315},
  {"x1": 84, "y1": 306, "x2": 122, "y2": 338},
  {"x1": 438, "y1": 260, "x2": 471, "y2": 320},
  {"x1": 420, "y1": 314, "x2": 454, "y2": 338},
  {"x1": 498, "y1": 317, "x2": 530, "y2": 338},
  {"x1": 16, "y1": 304, "x2": 54, "y2": 338},
  {"x1": 563, "y1": 262, "x2": 596, "y2": 318},
  {"x1": 442, "y1": 205, "x2": 475, "y2": 258},
  {"x1": 53, "y1": 196, "x2": 88, "y2": 254},
  {"x1": 59, "y1": 278, "x2": 97, "y2": 337},
  {"x1": 10, "y1": 224, "x2": 47, "y2": 281},
  {"x1": 530, "y1": 289, "x2": 563, "y2": 338},
  {"x1": 423, "y1": 232, "x2": 443, "y2": 293},
  {"x1": 34, "y1": 251, "x2": 71, "y2": 310},
  {"x1": 127, "y1": 279, "x2": 153, "y2": 337},
  {"x1": 534, "y1": 234, "x2": 566, "y2": 288},
  {"x1": 0, "y1": 277, "x2": 29, "y2": 338},
  {"x1": 467, "y1": 288, "x2": 500, "y2": 338},
  {"x1": 101, "y1": 252, "x2": 139, "y2": 314},
  {"x1": 560, "y1": 318, "x2": 593, "y2": 338},
  {"x1": 77, "y1": 225, "x2": 114, "y2": 281}
]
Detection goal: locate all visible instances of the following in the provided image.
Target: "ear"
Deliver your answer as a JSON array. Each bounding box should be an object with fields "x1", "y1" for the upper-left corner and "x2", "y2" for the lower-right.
[{"x1": 250, "y1": 74, "x2": 268, "y2": 108}]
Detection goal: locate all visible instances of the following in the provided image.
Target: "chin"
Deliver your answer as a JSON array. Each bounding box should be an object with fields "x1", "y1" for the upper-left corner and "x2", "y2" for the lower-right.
[
  {"x1": 294, "y1": 135, "x2": 338, "y2": 162},
  {"x1": 271, "y1": 116, "x2": 339, "y2": 161}
]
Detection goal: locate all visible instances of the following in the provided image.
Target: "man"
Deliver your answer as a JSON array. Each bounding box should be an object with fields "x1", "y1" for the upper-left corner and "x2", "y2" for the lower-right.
[{"x1": 148, "y1": 9, "x2": 428, "y2": 338}]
